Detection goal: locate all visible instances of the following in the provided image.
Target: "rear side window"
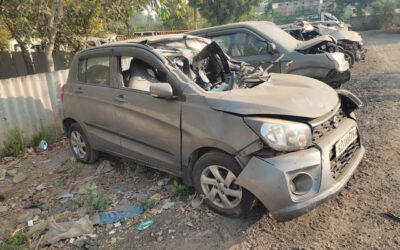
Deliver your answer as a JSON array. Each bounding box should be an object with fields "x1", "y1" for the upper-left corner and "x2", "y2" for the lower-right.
[{"x1": 77, "y1": 56, "x2": 110, "y2": 86}]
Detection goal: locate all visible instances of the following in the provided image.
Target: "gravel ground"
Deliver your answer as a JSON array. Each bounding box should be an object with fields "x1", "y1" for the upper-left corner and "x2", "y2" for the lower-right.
[{"x1": 0, "y1": 29, "x2": 399, "y2": 250}]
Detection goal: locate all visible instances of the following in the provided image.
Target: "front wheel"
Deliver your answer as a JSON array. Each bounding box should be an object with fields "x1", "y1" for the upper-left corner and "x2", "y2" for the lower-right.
[
  {"x1": 68, "y1": 123, "x2": 98, "y2": 163},
  {"x1": 192, "y1": 151, "x2": 257, "y2": 217}
]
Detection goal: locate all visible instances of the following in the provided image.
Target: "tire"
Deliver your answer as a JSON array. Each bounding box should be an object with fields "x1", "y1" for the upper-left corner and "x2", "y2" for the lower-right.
[
  {"x1": 192, "y1": 151, "x2": 257, "y2": 217},
  {"x1": 68, "y1": 123, "x2": 98, "y2": 163}
]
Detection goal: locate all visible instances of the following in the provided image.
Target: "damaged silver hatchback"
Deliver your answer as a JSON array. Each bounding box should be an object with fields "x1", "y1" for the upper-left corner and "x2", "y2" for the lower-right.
[{"x1": 62, "y1": 34, "x2": 365, "y2": 221}]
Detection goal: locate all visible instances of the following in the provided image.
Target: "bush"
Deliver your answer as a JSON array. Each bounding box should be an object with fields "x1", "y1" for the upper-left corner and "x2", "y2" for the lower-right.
[
  {"x1": 78, "y1": 183, "x2": 109, "y2": 211},
  {"x1": 2, "y1": 128, "x2": 26, "y2": 157},
  {"x1": 169, "y1": 180, "x2": 189, "y2": 200},
  {"x1": 65, "y1": 161, "x2": 85, "y2": 177}
]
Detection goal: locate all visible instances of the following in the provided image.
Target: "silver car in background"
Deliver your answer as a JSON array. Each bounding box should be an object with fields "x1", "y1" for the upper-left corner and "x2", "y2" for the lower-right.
[{"x1": 188, "y1": 21, "x2": 350, "y2": 88}]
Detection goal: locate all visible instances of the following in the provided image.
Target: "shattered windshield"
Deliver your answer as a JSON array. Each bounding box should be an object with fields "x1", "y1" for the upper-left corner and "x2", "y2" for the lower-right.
[{"x1": 149, "y1": 37, "x2": 270, "y2": 92}]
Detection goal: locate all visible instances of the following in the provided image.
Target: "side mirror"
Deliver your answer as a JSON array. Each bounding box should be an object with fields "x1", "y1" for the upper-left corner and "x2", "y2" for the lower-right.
[
  {"x1": 267, "y1": 43, "x2": 278, "y2": 54},
  {"x1": 150, "y1": 82, "x2": 174, "y2": 99}
]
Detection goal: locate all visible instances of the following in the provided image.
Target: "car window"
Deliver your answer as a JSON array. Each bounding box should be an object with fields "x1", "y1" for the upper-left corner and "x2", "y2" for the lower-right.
[
  {"x1": 118, "y1": 56, "x2": 164, "y2": 92},
  {"x1": 85, "y1": 57, "x2": 110, "y2": 86},
  {"x1": 212, "y1": 33, "x2": 269, "y2": 57}
]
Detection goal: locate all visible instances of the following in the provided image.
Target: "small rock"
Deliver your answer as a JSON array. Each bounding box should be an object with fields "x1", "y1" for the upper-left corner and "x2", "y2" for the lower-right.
[
  {"x1": 97, "y1": 160, "x2": 114, "y2": 174},
  {"x1": 7, "y1": 169, "x2": 17, "y2": 177},
  {"x1": 186, "y1": 222, "x2": 194, "y2": 228},
  {"x1": 0, "y1": 169, "x2": 6, "y2": 180},
  {"x1": 26, "y1": 147, "x2": 34, "y2": 154},
  {"x1": 35, "y1": 184, "x2": 45, "y2": 191},
  {"x1": 0, "y1": 206, "x2": 9, "y2": 213},
  {"x1": 13, "y1": 173, "x2": 27, "y2": 183},
  {"x1": 106, "y1": 224, "x2": 113, "y2": 230},
  {"x1": 55, "y1": 190, "x2": 74, "y2": 199}
]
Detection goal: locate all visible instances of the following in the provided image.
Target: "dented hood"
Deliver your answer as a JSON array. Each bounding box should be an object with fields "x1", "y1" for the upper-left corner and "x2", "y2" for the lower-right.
[
  {"x1": 318, "y1": 26, "x2": 363, "y2": 42},
  {"x1": 205, "y1": 73, "x2": 339, "y2": 119},
  {"x1": 296, "y1": 35, "x2": 334, "y2": 50}
]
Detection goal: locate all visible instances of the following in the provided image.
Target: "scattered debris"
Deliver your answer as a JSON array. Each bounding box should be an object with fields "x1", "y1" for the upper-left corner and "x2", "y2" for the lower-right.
[
  {"x1": 7, "y1": 169, "x2": 17, "y2": 177},
  {"x1": 109, "y1": 230, "x2": 116, "y2": 235},
  {"x1": 191, "y1": 195, "x2": 204, "y2": 209},
  {"x1": 99, "y1": 204, "x2": 143, "y2": 224},
  {"x1": 161, "y1": 201, "x2": 175, "y2": 210},
  {"x1": 150, "y1": 193, "x2": 161, "y2": 204},
  {"x1": 52, "y1": 177, "x2": 66, "y2": 186},
  {"x1": 110, "y1": 237, "x2": 116, "y2": 244},
  {"x1": 55, "y1": 190, "x2": 74, "y2": 199},
  {"x1": 114, "y1": 222, "x2": 121, "y2": 228},
  {"x1": 17, "y1": 208, "x2": 41, "y2": 223},
  {"x1": 13, "y1": 172, "x2": 27, "y2": 183},
  {"x1": 136, "y1": 220, "x2": 153, "y2": 231},
  {"x1": 26, "y1": 147, "x2": 34, "y2": 154},
  {"x1": 38, "y1": 140, "x2": 48, "y2": 150},
  {"x1": 27, "y1": 220, "x2": 34, "y2": 227},
  {"x1": 0, "y1": 205, "x2": 9, "y2": 213},
  {"x1": 23, "y1": 201, "x2": 44, "y2": 209},
  {"x1": 383, "y1": 210, "x2": 400, "y2": 222},
  {"x1": 96, "y1": 160, "x2": 114, "y2": 174},
  {"x1": 35, "y1": 184, "x2": 46, "y2": 191},
  {"x1": 186, "y1": 222, "x2": 194, "y2": 228}
]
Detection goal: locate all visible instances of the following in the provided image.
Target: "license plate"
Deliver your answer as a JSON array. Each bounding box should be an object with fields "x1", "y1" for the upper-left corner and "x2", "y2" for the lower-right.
[{"x1": 335, "y1": 127, "x2": 358, "y2": 158}]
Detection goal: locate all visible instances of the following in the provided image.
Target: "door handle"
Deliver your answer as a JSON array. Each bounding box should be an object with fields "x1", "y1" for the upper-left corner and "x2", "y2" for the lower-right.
[
  {"x1": 73, "y1": 87, "x2": 83, "y2": 93},
  {"x1": 115, "y1": 95, "x2": 126, "y2": 103}
]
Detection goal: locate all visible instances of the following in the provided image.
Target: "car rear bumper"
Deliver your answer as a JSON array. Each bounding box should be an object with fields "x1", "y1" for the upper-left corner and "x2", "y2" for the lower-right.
[{"x1": 236, "y1": 118, "x2": 365, "y2": 221}]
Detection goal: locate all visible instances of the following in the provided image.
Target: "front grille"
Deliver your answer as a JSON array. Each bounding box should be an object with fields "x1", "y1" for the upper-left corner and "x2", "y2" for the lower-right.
[
  {"x1": 312, "y1": 108, "x2": 346, "y2": 143},
  {"x1": 330, "y1": 140, "x2": 360, "y2": 180}
]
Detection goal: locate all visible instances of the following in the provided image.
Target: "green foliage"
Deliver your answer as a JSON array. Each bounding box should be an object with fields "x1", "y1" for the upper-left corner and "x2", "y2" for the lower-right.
[
  {"x1": 30, "y1": 125, "x2": 58, "y2": 147},
  {"x1": 198, "y1": 0, "x2": 263, "y2": 25},
  {"x1": 2, "y1": 128, "x2": 26, "y2": 157},
  {"x1": 65, "y1": 161, "x2": 85, "y2": 177},
  {"x1": 369, "y1": 0, "x2": 397, "y2": 29},
  {"x1": 0, "y1": 229, "x2": 27, "y2": 250},
  {"x1": 0, "y1": 24, "x2": 11, "y2": 51},
  {"x1": 169, "y1": 180, "x2": 189, "y2": 200},
  {"x1": 78, "y1": 183, "x2": 109, "y2": 211},
  {"x1": 140, "y1": 198, "x2": 156, "y2": 210}
]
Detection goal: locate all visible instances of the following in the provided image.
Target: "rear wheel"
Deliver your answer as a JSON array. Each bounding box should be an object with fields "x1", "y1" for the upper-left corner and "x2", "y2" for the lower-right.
[
  {"x1": 192, "y1": 151, "x2": 257, "y2": 217},
  {"x1": 68, "y1": 123, "x2": 98, "y2": 163}
]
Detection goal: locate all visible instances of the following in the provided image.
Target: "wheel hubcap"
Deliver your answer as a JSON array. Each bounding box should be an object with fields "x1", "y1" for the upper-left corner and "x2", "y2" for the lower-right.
[
  {"x1": 200, "y1": 165, "x2": 242, "y2": 209},
  {"x1": 70, "y1": 131, "x2": 87, "y2": 159}
]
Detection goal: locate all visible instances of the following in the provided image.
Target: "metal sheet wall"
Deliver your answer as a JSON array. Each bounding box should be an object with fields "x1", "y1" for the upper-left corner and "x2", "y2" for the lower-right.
[{"x1": 0, "y1": 70, "x2": 69, "y2": 149}]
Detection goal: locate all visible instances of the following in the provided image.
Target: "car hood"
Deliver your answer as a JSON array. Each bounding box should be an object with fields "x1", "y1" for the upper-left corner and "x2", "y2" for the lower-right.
[
  {"x1": 296, "y1": 35, "x2": 334, "y2": 50},
  {"x1": 317, "y1": 26, "x2": 362, "y2": 42},
  {"x1": 205, "y1": 73, "x2": 339, "y2": 119}
]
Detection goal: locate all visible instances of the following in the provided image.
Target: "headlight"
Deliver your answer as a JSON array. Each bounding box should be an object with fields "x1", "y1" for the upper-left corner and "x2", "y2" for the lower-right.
[
  {"x1": 327, "y1": 52, "x2": 348, "y2": 72},
  {"x1": 244, "y1": 118, "x2": 312, "y2": 152}
]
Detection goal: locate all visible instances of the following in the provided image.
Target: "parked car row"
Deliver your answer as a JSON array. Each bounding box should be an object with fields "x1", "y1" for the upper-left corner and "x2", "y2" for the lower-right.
[
  {"x1": 62, "y1": 21, "x2": 365, "y2": 221},
  {"x1": 280, "y1": 20, "x2": 366, "y2": 67}
]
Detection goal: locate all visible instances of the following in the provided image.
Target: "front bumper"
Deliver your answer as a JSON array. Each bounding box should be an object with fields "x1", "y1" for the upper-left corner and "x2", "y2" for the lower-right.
[
  {"x1": 236, "y1": 118, "x2": 365, "y2": 221},
  {"x1": 324, "y1": 69, "x2": 351, "y2": 85}
]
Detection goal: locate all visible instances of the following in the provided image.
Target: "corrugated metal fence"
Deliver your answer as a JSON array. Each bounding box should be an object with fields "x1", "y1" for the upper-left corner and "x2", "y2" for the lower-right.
[{"x1": 0, "y1": 70, "x2": 69, "y2": 149}]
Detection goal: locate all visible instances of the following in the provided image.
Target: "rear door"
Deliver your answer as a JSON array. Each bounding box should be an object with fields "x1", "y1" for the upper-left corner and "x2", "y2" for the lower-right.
[
  {"x1": 112, "y1": 47, "x2": 182, "y2": 175},
  {"x1": 70, "y1": 53, "x2": 120, "y2": 154}
]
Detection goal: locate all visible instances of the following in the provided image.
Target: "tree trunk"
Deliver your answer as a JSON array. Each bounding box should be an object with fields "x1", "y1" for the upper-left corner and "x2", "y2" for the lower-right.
[
  {"x1": 193, "y1": 0, "x2": 198, "y2": 29},
  {"x1": 45, "y1": 0, "x2": 63, "y2": 72},
  {"x1": 16, "y1": 38, "x2": 35, "y2": 75}
]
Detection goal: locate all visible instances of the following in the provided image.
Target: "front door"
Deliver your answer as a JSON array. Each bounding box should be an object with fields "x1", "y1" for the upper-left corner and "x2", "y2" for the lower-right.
[{"x1": 112, "y1": 51, "x2": 182, "y2": 175}]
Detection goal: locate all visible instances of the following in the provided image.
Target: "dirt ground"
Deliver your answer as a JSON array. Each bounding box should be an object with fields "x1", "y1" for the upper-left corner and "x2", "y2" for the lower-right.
[{"x1": 0, "y1": 29, "x2": 399, "y2": 250}]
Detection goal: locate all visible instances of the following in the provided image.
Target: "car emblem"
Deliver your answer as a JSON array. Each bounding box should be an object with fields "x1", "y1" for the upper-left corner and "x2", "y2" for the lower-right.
[{"x1": 331, "y1": 116, "x2": 339, "y2": 128}]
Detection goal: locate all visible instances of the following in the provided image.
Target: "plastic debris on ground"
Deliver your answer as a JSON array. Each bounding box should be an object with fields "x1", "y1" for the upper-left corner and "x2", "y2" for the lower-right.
[
  {"x1": 38, "y1": 140, "x2": 48, "y2": 150},
  {"x1": 28, "y1": 215, "x2": 94, "y2": 246},
  {"x1": 161, "y1": 201, "x2": 175, "y2": 210},
  {"x1": 24, "y1": 201, "x2": 44, "y2": 209},
  {"x1": 55, "y1": 190, "x2": 74, "y2": 199},
  {"x1": 114, "y1": 222, "x2": 121, "y2": 228},
  {"x1": 28, "y1": 220, "x2": 34, "y2": 227},
  {"x1": 136, "y1": 220, "x2": 153, "y2": 231},
  {"x1": 383, "y1": 209, "x2": 400, "y2": 222},
  {"x1": 150, "y1": 193, "x2": 161, "y2": 204},
  {"x1": 99, "y1": 204, "x2": 143, "y2": 224},
  {"x1": 52, "y1": 177, "x2": 66, "y2": 186},
  {"x1": 109, "y1": 230, "x2": 115, "y2": 235}
]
